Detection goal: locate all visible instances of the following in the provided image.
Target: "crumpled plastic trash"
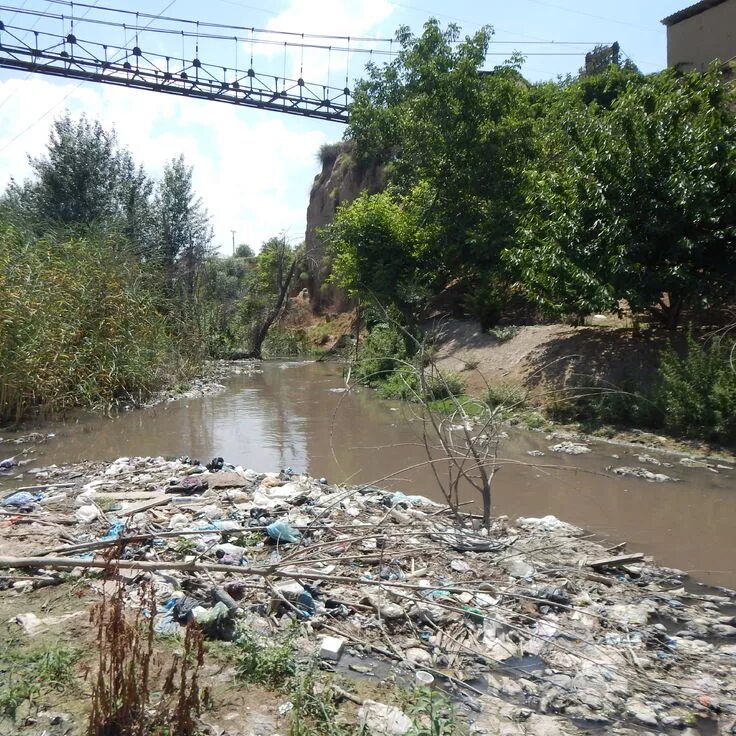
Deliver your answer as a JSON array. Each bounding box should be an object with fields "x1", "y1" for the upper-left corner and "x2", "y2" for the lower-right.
[
  {"x1": 215, "y1": 542, "x2": 247, "y2": 565},
  {"x1": 296, "y1": 590, "x2": 316, "y2": 618},
  {"x1": 166, "y1": 476, "x2": 208, "y2": 495},
  {"x1": 384, "y1": 491, "x2": 428, "y2": 508},
  {"x1": 172, "y1": 596, "x2": 202, "y2": 624},
  {"x1": 0, "y1": 457, "x2": 18, "y2": 470},
  {"x1": 99, "y1": 521, "x2": 127, "y2": 541},
  {"x1": 3, "y1": 491, "x2": 43, "y2": 508},
  {"x1": 206, "y1": 457, "x2": 224, "y2": 472},
  {"x1": 153, "y1": 612, "x2": 181, "y2": 636},
  {"x1": 75, "y1": 504, "x2": 100, "y2": 524},
  {"x1": 266, "y1": 519, "x2": 301, "y2": 544},
  {"x1": 195, "y1": 601, "x2": 237, "y2": 640}
]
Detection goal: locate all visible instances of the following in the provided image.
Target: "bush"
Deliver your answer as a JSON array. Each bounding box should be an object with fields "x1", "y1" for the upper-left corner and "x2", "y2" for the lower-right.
[
  {"x1": 0, "y1": 224, "x2": 194, "y2": 422},
  {"x1": 354, "y1": 323, "x2": 410, "y2": 384},
  {"x1": 317, "y1": 141, "x2": 348, "y2": 167},
  {"x1": 486, "y1": 382, "x2": 527, "y2": 410},
  {"x1": 660, "y1": 333, "x2": 736, "y2": 443}
]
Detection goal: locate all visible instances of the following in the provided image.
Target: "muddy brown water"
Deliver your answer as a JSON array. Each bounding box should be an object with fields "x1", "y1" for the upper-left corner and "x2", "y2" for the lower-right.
[{"x1": 2, "y1": 361, "x2": 735, "y2": 589}]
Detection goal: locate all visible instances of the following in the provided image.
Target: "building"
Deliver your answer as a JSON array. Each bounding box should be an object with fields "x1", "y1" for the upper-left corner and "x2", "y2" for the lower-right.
[{"x1": 662, "y1": 0, "x2": 736, "y2": 72}]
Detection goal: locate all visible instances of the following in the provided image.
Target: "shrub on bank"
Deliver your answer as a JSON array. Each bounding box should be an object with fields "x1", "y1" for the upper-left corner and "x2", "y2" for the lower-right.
[
  {"x1": 660, "y1": 333, "x2": 736, "y2": 443},
  {"x1": 0, "y1": 224, "x2": 195, "y2": 422}
]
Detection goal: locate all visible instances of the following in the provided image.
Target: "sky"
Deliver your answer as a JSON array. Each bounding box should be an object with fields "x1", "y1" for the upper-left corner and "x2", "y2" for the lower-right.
[{"x1": 0, "y1": 0, "x2": 690, "y2": 254}]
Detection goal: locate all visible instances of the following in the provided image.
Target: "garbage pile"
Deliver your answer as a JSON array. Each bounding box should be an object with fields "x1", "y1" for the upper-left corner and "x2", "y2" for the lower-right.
[{"x1": 1, "y1": 455, "x2": 735, "y2": 735}]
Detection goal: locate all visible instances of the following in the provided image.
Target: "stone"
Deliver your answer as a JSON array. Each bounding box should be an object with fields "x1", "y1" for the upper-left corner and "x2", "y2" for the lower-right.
[
  {"x1": 711, "y1": 624, "x2": 736, "y2": 637},
  {"x1": 625, "y1": 700, "x2": 659, "y2": 727},
  {"x1": 636, "y1": 454, "x2": 662, "y2": 466},
  {"x1": 379, "y1": 603, "x2": 405, "y2": 620},
  {"x1": 405, "y1": 647, "x2": 432, "y2": 665},
  {"x1": 358, "y1": 701, "x2": 412, "y2": 736},
  {"x1": 207, "y1": 470, "x2": 248, "y2": 489},
  {"x1": 319, "y1": 636, "x2": 345, "y2": 661}
]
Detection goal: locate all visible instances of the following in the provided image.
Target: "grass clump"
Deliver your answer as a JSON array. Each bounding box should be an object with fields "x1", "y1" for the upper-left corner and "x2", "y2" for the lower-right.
[
  {"x1": 354, "y1": 323, "x2": 465, "y2": 403},
  {"x1": 234, "y1": 626, "x2": 297, "y2": 688},
  {"x1": 0, "y1": 634, "x2": 80, "y2": 721},
  {"x1": 487, "y1": 325, "x2": 520, "y2": 343},
  {"x1": 485, "y1": 383, "x2": 527, "y2": 414},
  {"x1": 0, "y1": 224, "x2": 199, "y2": 423}
]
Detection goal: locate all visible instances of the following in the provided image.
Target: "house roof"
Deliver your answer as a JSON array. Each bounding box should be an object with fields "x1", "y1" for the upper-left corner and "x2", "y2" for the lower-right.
[{"x1": 661, "y1": 0, "x2": 731, "y2": 26}]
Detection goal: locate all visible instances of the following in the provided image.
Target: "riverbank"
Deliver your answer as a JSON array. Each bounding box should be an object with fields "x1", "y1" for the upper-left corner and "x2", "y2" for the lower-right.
[
  {"x1": 2, "y1": 360, "x2": 735, "y2": 592},
  {"x1": 1, "y1": 454, "x2": 735, "y2": 735}
]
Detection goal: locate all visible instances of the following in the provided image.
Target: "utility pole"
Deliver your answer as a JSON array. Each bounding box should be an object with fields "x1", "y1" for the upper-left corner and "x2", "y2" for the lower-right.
[{"x1": 231, "y1": 229, "x2": 236, "y2": 257}]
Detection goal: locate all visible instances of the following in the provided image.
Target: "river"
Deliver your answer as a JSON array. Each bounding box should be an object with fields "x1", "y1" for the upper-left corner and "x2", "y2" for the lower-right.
[{"x1": 3, "y1": 361, "x2": 735, "y2": 589}]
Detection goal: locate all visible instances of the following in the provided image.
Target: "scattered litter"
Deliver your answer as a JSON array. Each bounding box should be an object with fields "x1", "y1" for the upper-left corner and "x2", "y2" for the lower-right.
[
  {"x1": 548, "y1": 442, "x2": 591, "y2": 455},
  {"x1": 0, "y1": 453, "x2": 731, "y2": 735},
  {"x1": 612, "y1": 466, "x2": 675, "y2": 482}
]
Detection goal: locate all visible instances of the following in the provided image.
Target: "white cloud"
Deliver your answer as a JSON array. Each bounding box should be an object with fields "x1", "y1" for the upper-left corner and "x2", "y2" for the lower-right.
[
  {"x1": 0, "y1": 1, "x2": 397, "y2": 253},
  {"x1": 0, "y1": 73, "x2": 330, "y2": 253}
]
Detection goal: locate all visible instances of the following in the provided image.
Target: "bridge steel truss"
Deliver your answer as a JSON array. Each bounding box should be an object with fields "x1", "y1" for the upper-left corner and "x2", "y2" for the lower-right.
[{"x1": 0, "y1": 16, "x2": 352, "y2": 123}]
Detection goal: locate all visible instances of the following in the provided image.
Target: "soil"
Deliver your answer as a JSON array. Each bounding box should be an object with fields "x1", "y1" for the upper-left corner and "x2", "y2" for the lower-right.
[{"x1": 429, "y1": 318, "x2": 734, "y2": 459}]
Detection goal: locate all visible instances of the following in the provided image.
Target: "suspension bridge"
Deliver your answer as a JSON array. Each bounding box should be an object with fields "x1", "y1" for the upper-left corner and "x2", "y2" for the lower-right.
[
  {"x1": 0, "y1": 1, "x2": 400, "y2": 123},
  {"x1": 0, "y1": 1, "x2": 615, "y2": 125}
]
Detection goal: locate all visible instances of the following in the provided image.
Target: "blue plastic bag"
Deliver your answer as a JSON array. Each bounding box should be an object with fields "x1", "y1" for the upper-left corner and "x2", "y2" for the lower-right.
[{"x1": 266, "y1": 519, "x2": 301, "y2": 544}]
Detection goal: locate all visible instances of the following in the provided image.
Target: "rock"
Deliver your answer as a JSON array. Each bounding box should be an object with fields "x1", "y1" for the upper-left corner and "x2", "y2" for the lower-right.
[
  {"x1": 207, "y1": 470, "x2": 248, "y2": 489},
  {"x1": 358, "y1": 700, "x2": 412, "y2": 736},
  {"x1": 548, "y1": 442, "x2": 591, "y2": 455},
  {"x1": 379, "y1": 603, "x2": 405, "y2": 620},
  {"x1": 612, "y1": 466, "x2": 673, "y2": 482},
  {"x1": 636, "y1": 454, "x2": 662, "y2": 466},
  {"x1": 405, "y1": 647, "x2": 432, "y2": 665},
  {"x1": 546, "y1": 674, "x2": 573, "y2": 690},
  {"x1": 319, "y1": 636, "x2": 345, "y2": 661},
  {"x1": 500, "y1": 557, "x2": 534, "y2": 578},
  {"x1": 625, "y1": 700, "x2": 659, "y2": 727},
  {"x1": 450, "y1": 559, "x2": 470, "y2": 574},
  {"x1": 711, "y1": 624, "x2": 736, "y2": 637},
  {"x1": 680, "y1": 457, "x2": 709, "y2": 468}
]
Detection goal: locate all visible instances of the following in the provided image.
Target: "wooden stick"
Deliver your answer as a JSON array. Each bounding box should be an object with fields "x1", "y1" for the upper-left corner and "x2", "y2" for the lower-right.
[{"x1": 590, "y1": 553, "x2": 644, "y2": 570}]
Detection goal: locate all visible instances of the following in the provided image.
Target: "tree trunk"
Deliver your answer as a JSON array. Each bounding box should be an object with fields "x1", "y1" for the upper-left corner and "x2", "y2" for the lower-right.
[{"x1": 248, "y1": 257, "x2": 298, "y2": 359}]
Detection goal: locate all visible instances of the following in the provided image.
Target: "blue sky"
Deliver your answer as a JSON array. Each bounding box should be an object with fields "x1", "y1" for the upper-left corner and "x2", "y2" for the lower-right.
[{"x1": 0, "y1": 0, "x2": 687, "y2": 252}]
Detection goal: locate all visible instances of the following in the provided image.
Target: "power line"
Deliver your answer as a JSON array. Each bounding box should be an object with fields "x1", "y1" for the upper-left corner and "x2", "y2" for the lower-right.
[
  {"x1": 37, "y1": 0, "x2": 397, "y2": 43},
  {"x1": 519, "y1": 0, "x2": 661, "y2": 35},
  {"x1": 0, "y1": 0, "x2": 179, "y2": 151}
]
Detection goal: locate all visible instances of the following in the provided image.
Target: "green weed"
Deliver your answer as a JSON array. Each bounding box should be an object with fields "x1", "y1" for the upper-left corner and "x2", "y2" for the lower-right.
[
  {"x1": 233, "y1": 626, "x2": 297, "y2": 688},
  {"x1": 0, "y1": 636, "x2": 80, "y2": 720},
  {"x1": 403, "y1": 686, "x2": 464, "y2": 736}
]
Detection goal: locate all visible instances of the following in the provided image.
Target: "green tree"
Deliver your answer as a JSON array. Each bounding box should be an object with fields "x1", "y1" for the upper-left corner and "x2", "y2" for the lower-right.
[
  {"x1": 507, "y1": 66, "x2": 736, "y2": 328},
  {"x1": 324, "y1": 190, "x2": 426, "y2": 322},
  {"x1": 237, "y1": 236, "x2": 300, "y2": 359},
  {"x1": 2, "y1": 114, "x2": 156, "y2": 256},
  {"x1": 235, "y1": 243, "x2": 255, "y2": 258},
  {"x1": 347, "y1": 20, "x2": 533, "y2": 307},
  {"x1": 156, "y1": 155, "x2": 213, "y2": 296}
]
